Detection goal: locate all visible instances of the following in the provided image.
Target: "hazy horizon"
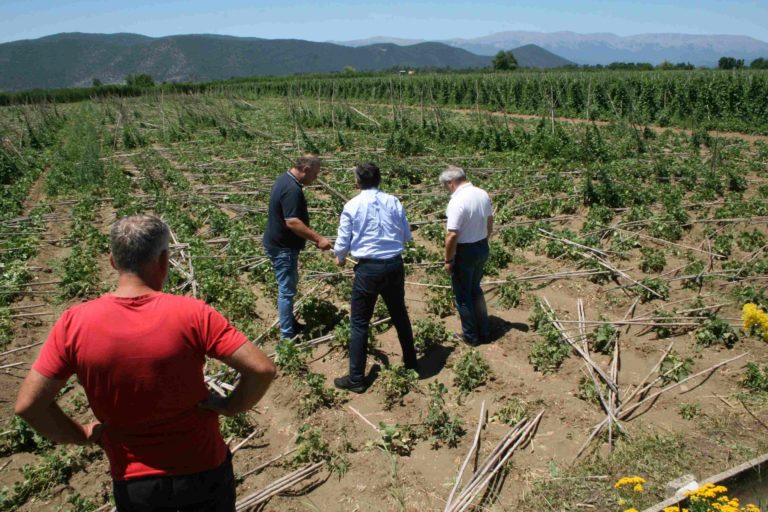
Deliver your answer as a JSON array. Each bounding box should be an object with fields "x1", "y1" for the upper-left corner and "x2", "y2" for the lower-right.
[{"x1": 3, "y1": 0, "x2": 767, "y2": 44}]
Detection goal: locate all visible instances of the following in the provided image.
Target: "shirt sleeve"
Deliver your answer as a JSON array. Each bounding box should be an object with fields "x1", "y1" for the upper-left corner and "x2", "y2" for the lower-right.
[
  {"x1": 398, "y1": 199, "x2": 413, "y2": 243},
  {"x1": 446, "y1": 199, "x2": 463, "y2": 232},
  {"x1": 197, "y1": 303, "x2": 248, "y2": 360},
  {"x1": 31, "y1": 313, "x2": 75, "y2": 380},
  {"x1": 483, "y1": 191, "x2": 493, "y2": 217},
  {"x1": 334, "y1": 203, "x2": 353, "y2": 260},
  {"x1": 281, "y1": 185, "x2": 304, "y2": 220}
]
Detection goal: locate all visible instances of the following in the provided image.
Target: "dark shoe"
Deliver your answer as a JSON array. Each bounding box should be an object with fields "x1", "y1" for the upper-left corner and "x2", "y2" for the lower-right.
[
  {"x1": 334, "y1": 375, "x2": 366, "y2": 393},
  {"x1": 293, "y1": 321, "x2": 306, "y2": 334}
]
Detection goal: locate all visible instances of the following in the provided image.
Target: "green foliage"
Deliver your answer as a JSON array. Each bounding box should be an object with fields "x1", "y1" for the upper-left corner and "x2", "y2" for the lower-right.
[
  {"x1": 589, "y1": 323, "x2": 617, "y2": 354},
  {"x1": 426, "y1": 286, "x2": 454, "y2": 318},
  {"x1": 299, "y1": 372, "x2": 340, "y2": 417},
  {"x1": 298, "y1": 297, "x2": 342, "y2": 337},
  {"x1": 219, "y1": 413, "x2": 253, "y2": 439},
  {"x1": 578, "y1": 376, "x2": 607, "y2": 406},
  {"x1": 453, "y1": 349, "x2": 490, "y2": 393},
  {"x1": 377, "y1": 422, "x2": 419, "y2": 455},
  {"x1": 0, "y1": 449, "x2": 89, "y2": 511},
  {"x1": 273, "y1": 339, "x2": 309, "y2": 376},
  {"x1": 660, "y1": 351, "x2": 693, "y2": 385},
  {"x1": 293, "y1": 424, "x2": 331, "y2": 464},
  {"x1": 379, "y1": 364, "x2": 419, "y2": 409},
  {"x1": 681, "y1": 259, "x2": 707, "y2": 290},
  {"x1": 529, "y1": 306, "x2": 571, "y2": 374},
  {"x1": 741, "y1": 362, "x2": 768, "y2": 393},
  {"x1": 0, "y1": 416, "x2": 53, "y2": 455},
  {"x1": 413, "y1": 318, "x2": 449, "y2": 355},
  {"x1": 634, "y1": 277, "x2": 670, "y2": 302},
  {"x1": 695, "y1": 315, "x2": 739, "y2": 348},
  {"x1": 59, "y1": 244, "x2": 102, "y2": 300},
  {"x1": 492, "y1": 50, "x2": 518, "y2": 71},
  {"x1": 491, "y1": 397, "x2": 528, "y2": 426},
  {"x1": 423, "y1": 382, "x2": 465, "y2": 448},
  {"x1": 678, "y1": 402, "x2": 701, "y2": 421},
  {"x1": 498, "y1": 278, "x2": 528, "y2": 308},
  {"x1": 738, "y1": 229, "x2": 766, "y2": 252},
  {"x1": 125, "y1": 73, "x2": 155, "y2": 87},
  {"x1": 639, "y1": 247, "x2": 666, "y2": 273}
]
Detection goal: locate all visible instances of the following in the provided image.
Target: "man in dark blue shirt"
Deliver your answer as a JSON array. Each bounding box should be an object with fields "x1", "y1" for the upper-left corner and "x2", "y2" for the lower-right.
[{"x1": 263, "y1": 155, "x2": 332, "y2": 340}]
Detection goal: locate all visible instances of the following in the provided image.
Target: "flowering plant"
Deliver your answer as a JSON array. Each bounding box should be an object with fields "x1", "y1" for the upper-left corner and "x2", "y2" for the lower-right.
[{"x1": 742, "y1": 303, "x2": 768, "y2": 341}]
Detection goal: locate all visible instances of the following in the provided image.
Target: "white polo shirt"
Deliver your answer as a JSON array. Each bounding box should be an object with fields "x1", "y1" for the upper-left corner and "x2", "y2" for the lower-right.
[{"x1": 446, "y1": 182, "x2": 493, "y2": 244}]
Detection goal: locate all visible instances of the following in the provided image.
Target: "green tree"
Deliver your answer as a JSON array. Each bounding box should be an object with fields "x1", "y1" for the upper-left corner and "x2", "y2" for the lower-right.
[
  {"x1": 751, "y1": 57, "x2": 768, "y2": 69},
  {"x1": 492, "y1": 50, "x2": 518, "y2": 71},
  {"x1": 125, "y1": 73, "x2": 155, "y2": 87},
  {"x1": 91, "y1": 78, "x2": 102, "y2": 87},
  {"x1": 718, "y1": 56, "x2": 744, "y2": 70}
]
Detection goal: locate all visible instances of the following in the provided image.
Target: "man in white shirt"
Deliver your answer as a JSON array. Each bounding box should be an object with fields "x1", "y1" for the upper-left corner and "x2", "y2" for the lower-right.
[
  {"x1": 333, "y1": 163, "x2": 418, "y2": 392},
  {"x1": 440, "y1": 166, "x2": 494, "y2": 345}
]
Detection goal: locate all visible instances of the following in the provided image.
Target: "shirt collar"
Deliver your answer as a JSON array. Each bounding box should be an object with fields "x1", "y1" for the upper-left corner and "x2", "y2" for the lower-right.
[
  {"x1": 361, "y1": 187, "x2": 380, "y2": 194},
  {"x1": 286, "y1": 170, "x2": 303, "y2": 188},
  {"x1": 451, "y1": 182, "x2": 472, "y2": 198}
]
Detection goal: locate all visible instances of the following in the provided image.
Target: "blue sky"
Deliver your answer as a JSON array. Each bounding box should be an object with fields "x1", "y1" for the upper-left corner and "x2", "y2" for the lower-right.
[{"x1": 2, "y1": 0, "x2": 767, "y2": 43}]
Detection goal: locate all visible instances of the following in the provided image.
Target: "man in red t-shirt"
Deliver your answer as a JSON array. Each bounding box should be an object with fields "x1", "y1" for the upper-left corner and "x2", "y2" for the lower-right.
[{"x1": 15, "y1": 215, "x2": 276, "y2": 511}]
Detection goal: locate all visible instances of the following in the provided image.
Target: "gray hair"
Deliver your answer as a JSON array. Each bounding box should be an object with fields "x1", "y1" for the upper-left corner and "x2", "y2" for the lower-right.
[
  {"x1": 438, "y1": 165, "x2": 466, "y2": 185},
  {"x1": 110, "y1": 215, "x2": 170, "y2": 274}
]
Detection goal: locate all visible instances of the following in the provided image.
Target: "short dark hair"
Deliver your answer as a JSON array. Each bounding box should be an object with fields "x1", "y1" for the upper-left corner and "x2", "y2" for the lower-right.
[
  {"x1": 295, "y1": 154, "x2": 321, "y2": 172},
  {"x1": 354, "y1": 162, "x2": 381, "y2": 189},
  {"x1": 110, "y1": 215, "x2": 170, "y2": 274}
]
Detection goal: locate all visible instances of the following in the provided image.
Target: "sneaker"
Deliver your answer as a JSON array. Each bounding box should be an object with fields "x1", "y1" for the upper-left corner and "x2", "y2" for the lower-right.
[
  {"x1": 293, "y1": 320, "x2": 306, "y2": 334},
  {"x1": 334, "y1": 375, "x2": 366, "y2": 393}
]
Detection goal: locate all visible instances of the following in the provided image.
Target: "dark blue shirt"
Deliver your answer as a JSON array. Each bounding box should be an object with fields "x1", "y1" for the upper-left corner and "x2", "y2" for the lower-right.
[{"x1": 263, "y1": 172, "x2": 309, "y2": 250}]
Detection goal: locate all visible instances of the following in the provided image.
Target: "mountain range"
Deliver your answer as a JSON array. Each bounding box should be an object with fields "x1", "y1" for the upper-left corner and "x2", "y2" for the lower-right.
[
  {"x1": 0, "y1": 33, "x2": 497, "y2": 91},
  {"x1": 336, "y1": 31, "x2": 768, "y2": 66}
]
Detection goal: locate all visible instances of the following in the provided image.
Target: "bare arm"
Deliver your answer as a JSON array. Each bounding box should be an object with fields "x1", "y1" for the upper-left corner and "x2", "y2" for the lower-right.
[
  {"x1": 15, "y1": 370, "x2": 101, "y2": 446},
  {"x1": 486, "y1": 215, "x2": 494, "y2": 240},
  {"x1": 200, "y1": 342, "x2": 276, "y2": 416},
  {"x1": 285, "y1": 218, "x2": 332, "y2": 251},
  {"x1": 445, "y1": 230, "x2": 459, "y2": 263}
]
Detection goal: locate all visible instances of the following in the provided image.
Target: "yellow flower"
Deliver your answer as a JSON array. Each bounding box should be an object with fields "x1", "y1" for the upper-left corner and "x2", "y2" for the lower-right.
[
  {"x1": 615, "y1": 476, "x2": 646, "y2": 489},
  {"x1": 624, "y1": 508, "x2": 639, "y2": 512},
  {"x1": 743, "y1": 303, "x2": 768, "y2": 341},
  {"x1": 634, "y1": 483, "x2": 644, "y2": 492}
]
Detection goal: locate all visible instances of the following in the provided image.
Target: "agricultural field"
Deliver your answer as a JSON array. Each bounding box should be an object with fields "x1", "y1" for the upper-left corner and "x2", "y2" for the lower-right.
[{"x1": 0, "y1": 77, "x2": 767, "y2": 511}]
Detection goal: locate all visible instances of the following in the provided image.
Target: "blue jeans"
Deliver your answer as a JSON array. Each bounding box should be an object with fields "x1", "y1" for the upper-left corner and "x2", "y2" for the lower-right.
[
  {"x1": 451, "y1": 239, "x2": 490, "y2": 344},
  {"x1": 265, "y1": 246, "x2": 300, "y2": 339},
  {"x1": 349, "y1": 256, "x2": 417, "y2": 383}
]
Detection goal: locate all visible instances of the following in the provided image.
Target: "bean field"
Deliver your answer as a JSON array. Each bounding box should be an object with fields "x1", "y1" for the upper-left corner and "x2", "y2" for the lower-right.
[{"x1": 1, "y1": 75, "x2": 768, "y2": 511}]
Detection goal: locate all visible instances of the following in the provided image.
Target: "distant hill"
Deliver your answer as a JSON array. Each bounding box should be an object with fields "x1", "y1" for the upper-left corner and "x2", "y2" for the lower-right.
[
  {"x1": 508, "y1": 44, "x2": 573, "y2": 68},
  {"x1": 339, "y1": 31, "x2": 768, "y2": 66},
  {"x1": 0, "y1": 33, "x2": 492, "y2": 91}
]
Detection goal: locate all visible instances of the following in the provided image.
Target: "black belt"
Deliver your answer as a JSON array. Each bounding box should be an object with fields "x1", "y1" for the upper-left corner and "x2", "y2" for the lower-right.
[
  {"x1": 457, "y1": 238, "x2": 488, "y2": 247},
  {"x1": 355, "y1": 255, "x2": 402, "y2": 264}
]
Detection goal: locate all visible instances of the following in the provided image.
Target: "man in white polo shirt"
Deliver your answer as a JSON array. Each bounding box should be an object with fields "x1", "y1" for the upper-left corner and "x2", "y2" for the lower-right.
[{"x1": 440, "y1": 166, "x2": 494, "y2": 345}]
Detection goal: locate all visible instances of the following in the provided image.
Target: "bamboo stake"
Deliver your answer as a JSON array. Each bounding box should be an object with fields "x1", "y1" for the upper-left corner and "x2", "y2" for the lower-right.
[
  {"x1": 445, "y1": 401, "x2": 486, "y2": 512},
  {"x1": 0, "y1": 341, "x2": 42, "y2": 358}
]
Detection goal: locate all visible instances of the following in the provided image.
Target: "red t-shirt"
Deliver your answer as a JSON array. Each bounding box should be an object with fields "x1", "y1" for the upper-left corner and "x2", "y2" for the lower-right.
[{"x1": 32, "y1": 292, "x2": 247, "y2": 481}]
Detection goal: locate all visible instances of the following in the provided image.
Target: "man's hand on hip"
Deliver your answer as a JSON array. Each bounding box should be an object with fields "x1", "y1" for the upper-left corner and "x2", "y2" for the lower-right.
[
  {"x1": 335, "y1": 256, "x2": 346, "y2": 267},
  {"x1": 198, "y1": 393, "x2": 231, "y2": 416}
]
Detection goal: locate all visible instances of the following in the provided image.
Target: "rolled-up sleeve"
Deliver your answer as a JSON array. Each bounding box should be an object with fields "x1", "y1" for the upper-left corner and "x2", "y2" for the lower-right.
[{"x1": 334, "y1": 205, "x2": 353, "y2": 260}]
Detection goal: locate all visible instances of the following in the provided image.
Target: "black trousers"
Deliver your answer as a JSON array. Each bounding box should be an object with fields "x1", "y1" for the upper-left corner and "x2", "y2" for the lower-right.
[
  {"x1": 349, "y1": 256, "x2": 417, "y2": 382},
  {"x1": 113, "y1": 454, "x2": 235, "y2": 512}
]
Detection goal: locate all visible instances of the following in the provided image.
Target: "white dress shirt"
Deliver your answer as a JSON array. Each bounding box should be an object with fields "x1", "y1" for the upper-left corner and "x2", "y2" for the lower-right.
[
  {"x1": 446, "y1": 183, "x2": 493, "y2": 244},
  {"x1": 334, "y1": 188, "x2": 412, "y2": 261}
]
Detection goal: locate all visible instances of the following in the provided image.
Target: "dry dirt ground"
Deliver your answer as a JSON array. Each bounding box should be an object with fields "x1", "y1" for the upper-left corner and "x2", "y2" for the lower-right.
[{"x1": 1, "y1": 130, "x2": 767, "y2": 512}]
